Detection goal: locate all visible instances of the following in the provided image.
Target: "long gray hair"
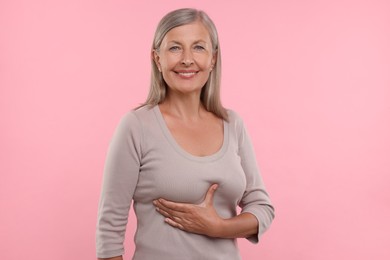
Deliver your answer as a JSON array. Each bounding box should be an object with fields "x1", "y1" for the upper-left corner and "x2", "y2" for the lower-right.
[{"x1": 140, "y1": 8, "x2": 228, "y2": 120}]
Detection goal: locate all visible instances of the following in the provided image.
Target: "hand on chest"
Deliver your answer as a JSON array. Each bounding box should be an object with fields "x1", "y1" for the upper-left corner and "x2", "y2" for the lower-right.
[{"x1": 135, "y1": 153, "x2": 247, "y2": 210}]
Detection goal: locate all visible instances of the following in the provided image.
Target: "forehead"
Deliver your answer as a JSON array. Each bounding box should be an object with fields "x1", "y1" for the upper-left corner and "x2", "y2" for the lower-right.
[{"x1": 163, "y1": 21, "x2": 212, "y2": 44}]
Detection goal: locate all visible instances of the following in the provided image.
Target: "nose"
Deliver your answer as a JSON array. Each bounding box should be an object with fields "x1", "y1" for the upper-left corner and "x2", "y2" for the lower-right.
[{"x1": 181, "y1": 49, "x2": 194, "y2": 66}]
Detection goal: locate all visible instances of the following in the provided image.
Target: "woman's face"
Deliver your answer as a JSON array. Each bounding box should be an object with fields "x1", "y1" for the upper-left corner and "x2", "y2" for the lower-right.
[{"x1": 154, "y1": 20, "x2": 216, "y2": 96}]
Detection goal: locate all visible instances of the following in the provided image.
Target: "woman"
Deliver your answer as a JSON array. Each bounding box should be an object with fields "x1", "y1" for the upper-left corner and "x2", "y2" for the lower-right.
[{"x1": 96, "y1": 8, "x2": 274, "y2": 260}]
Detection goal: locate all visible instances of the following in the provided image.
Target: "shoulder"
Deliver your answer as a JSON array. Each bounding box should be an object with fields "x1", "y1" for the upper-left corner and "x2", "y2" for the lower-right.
[
  {"x1": 111, "y1": 106, "x2": 158, "y2": 152},
  {"x1": 226, "y1": 109, "x2": 250, "y2": 142},
  {"x1": 120, "y1": 105, "x2": 155, "y2": 126},
  {"x1": 132, "y1": 104, "x2": 155, "y2": 118},
  {"x1": 226, "y1": 109, "x2": 245, "y2": 128},
  {"x1": 112, "y1": 106, "x2": 153, "y2": 139}
]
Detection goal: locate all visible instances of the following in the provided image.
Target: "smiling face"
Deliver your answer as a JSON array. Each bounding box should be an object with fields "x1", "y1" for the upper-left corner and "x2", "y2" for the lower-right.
[{"x1": 153, "y1": 20, "x2": 216, "y2": 97}]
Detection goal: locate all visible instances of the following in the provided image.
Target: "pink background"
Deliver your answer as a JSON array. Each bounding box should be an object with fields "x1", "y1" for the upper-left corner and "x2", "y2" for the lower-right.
[{"x1": 1, "y1": 0, "x2": 389, "y2": 259}]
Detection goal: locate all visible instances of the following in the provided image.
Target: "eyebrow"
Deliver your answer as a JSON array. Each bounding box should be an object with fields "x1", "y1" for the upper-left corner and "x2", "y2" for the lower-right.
[{"x1": 168, "y1": 40, "x2": 207, "y2": 45}]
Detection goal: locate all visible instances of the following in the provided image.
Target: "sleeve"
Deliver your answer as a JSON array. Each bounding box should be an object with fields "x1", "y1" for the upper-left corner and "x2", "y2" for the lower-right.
[
  {"x1": 236, "y1": 115, "x2": 275, "y2": 244},
  {"x1": 96, "y1": 112, "x2": 143, "y2": 258}
]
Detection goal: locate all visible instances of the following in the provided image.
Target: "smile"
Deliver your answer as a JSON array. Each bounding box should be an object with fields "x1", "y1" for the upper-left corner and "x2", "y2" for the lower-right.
[{"x1": 175, "y1": 71, "x2": 198, "y2": 78}]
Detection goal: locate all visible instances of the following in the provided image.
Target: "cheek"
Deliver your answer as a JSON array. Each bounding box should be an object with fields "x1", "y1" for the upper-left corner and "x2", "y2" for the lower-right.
[
  {"x1": 159, "y1": 53, "x2": 180, "y2": 68},
  {"x1": 159, "y1": 59, "x2": 170, "y2": 70},
  {"x1": 196, "y1": 56, "x2": 213, "y2": 69}
]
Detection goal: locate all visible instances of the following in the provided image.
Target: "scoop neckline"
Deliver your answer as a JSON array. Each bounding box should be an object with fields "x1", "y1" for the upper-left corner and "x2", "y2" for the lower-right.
[{"x1": 153, "y1": 105, "x2": 229, "y2": 162}]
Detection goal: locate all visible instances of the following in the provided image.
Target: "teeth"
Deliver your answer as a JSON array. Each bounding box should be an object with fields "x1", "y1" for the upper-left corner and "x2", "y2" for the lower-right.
[{"x1": 178, "y1": 72, "x2": 196, "y2": 76}]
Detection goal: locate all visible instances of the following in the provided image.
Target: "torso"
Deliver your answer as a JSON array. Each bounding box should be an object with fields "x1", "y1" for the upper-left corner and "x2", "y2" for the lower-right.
[
  {"x1": 158, "y1": 104, "x2": 224, "y2": 157},
  {"x1": 131, "y1": 106, "x2": 245, "y2": 259}
]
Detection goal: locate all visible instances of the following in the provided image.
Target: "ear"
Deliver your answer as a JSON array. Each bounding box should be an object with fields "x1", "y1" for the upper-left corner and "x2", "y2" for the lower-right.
[
  {"x1": 152, "y1": 50, "x2": 161, "y2": 71},
  {"x1": 211, "y1": 50, "x2": 217, "y2": 69}
]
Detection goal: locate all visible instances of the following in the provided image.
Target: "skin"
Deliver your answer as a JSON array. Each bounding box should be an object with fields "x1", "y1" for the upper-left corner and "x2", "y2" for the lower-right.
[
  {"x1": 98, "y1": 257, "x2": 122, "y2": 260},
  {"x1": 153, "y1": 20, "x2": 223, "y2": 157},
  {"x1": 98, "y1": 20, "x2": 259, "y2": 260},
  {"x1": 154, "y1": 20, "x2": 216, "y2": 100}
]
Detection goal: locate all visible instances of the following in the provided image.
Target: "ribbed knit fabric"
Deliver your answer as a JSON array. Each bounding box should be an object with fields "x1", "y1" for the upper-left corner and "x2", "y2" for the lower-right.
[{"x1": 96, "y1": 105, "x2": 274, "y2": 259}]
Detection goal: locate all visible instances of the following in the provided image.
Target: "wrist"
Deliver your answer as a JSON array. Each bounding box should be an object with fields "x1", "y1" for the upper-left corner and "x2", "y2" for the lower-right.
[{"x1": 209, "y1": 217, "x2": 227, "y2": 238}]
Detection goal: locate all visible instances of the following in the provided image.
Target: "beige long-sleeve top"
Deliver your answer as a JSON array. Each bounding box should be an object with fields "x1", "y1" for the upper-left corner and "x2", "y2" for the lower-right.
[{"x1": 96, "y1": 105, "x2": 274, "y2": 259}]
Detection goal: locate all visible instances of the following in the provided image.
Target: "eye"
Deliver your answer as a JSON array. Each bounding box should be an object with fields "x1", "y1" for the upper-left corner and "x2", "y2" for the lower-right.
[
  {"x1": 169, "y1": 46, "x2": 181, "y2": 52},
  {"x1": 194, "y1": 45, "x2": 205, "y2": 51}
]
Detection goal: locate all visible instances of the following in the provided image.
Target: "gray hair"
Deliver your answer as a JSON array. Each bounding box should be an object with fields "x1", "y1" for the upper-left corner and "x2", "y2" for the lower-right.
[{"x1": 141, "y1": 8, "x2": 227, "y2": 120}]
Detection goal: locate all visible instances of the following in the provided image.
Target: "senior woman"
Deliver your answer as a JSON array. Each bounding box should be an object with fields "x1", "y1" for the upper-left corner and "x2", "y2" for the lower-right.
[{"x1": 96, "y1": 8, "x2": 274, "y2": 260}]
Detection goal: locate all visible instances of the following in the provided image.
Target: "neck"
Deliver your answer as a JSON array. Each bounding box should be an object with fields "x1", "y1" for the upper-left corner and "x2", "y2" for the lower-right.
[{"x1": 160, "y1": 91, "x2": 205, "y2": 121}]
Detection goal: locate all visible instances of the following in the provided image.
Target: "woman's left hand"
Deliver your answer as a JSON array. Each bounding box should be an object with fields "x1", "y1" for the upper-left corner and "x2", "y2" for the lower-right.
[{"x1": 153, "y1": 184, "x2": 223, "y2": 237}]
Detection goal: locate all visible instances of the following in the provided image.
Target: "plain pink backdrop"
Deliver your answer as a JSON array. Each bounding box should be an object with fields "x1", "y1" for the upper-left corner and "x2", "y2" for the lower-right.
[{"x1": 1, "y1": 0, "x2": 389, "y2": 259}]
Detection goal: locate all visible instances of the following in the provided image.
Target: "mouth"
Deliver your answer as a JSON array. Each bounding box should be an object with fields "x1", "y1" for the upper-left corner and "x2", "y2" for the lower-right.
[{"x1": 175, "y1": 70, "x2": 198, "y2": 78}]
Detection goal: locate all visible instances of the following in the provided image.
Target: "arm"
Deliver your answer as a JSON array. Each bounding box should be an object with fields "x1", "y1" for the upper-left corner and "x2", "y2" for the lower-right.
[
  {"x1": 98, "y1": 256, "x2": 123, "y2": 260},
  {"x1": 237, "y1": 116, "x2": 275, "y2": 243},
  {"x1": 96, "y1": 112, "x2": 142, "y2": 259},
  {"x1": 218, "y1": 212, "x2": 259, "y2": 238}
]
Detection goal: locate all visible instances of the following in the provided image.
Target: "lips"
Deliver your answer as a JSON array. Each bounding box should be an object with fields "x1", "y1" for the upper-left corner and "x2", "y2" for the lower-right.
[{"x1": 175, "y1": 70, "x2": 198, "y2": 78}]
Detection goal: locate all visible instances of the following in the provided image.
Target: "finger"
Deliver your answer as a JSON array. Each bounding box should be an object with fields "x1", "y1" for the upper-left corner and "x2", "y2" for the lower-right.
[
  {"x1": 153, "y1": 199, "x2": 177, "y2": 214},
  {"x1": 154, "y1": 200, "x2": 186, "y2": 219},
  {"x1": 156, "y1": 207, "x2": 186, "y2": 224},
  {"x1": 153, "y1": 199, "x2": 172, "y2": 212},
  {"x1": 204, "y1": 184, "x2": 218, "y2": 206},
  {"x1": 156, "y1": 207, "x2": 185, "y2": 224},
  {"x1": 165, "y1": 218, "x2": 185, "y2": 230},
  {"x1": 156, "y1": 198, "x2": 189, "y2": 212},
  {"x1": 155, "y1": 207, "x2": 171, "y2": 218}
]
